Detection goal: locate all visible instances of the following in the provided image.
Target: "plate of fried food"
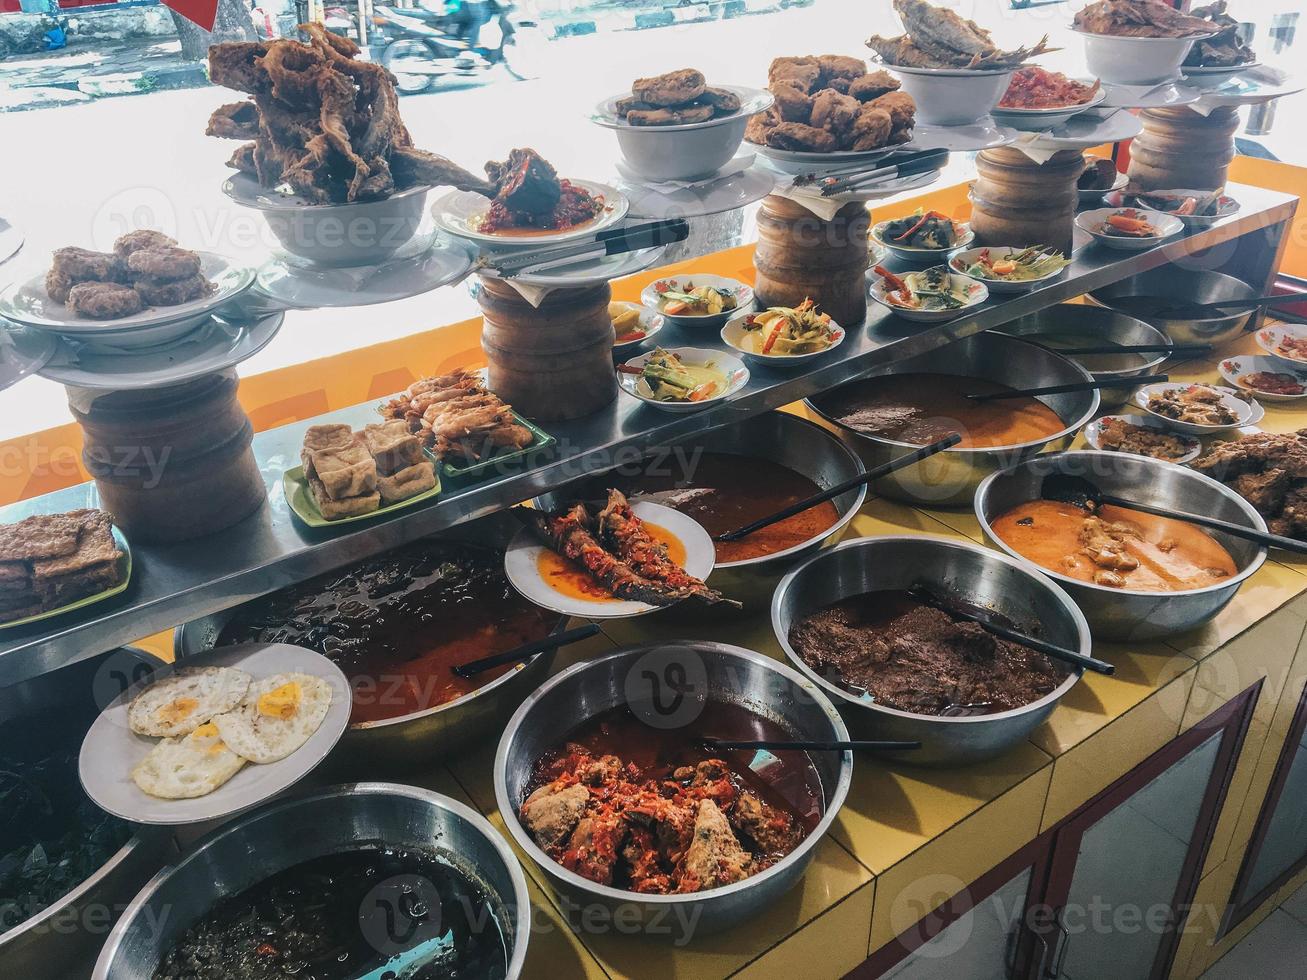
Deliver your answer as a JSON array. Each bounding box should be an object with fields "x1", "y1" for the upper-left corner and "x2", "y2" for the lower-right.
[
  {"x1": 1135, "y1": 381, "x2": 1261, "y2": 436},
  {"x1": 746, "y1": 54, "x2": 916, "y2": 171},
  {"x1": 0, "y1": 508, "x2": 131, "y2": 629},
  {"x1": 1115, "y1": 188, "x2": 1241, "y2": 229},
  {"x1": 991, "y1": 68, "x2": 1106, "y2": 131},
  {"x1": 1219, "y1": 355, "x2": 1307, "y2": 403},
  {"x1": 1083, "y1": 413, "x2": 1202, "y2": 464},
  {"x1": 505, "y1": 491, "x2": 734, "y2": 618},
  {"x1": 0, "y1": 231, "x2": 253, "y2": 349},
  {"x1": 79, "y1": 643, "x2": 350, "y2": 825},
  {"x1": 1072, "y1": 0, "x2": 1215, "y2": 86},
  {"x1": 1256, "y1": 325, "x2": 1307, "y2": 369},
  {"x1": 1180, "y1": 1, "x2": 1258, "y2": 88}
]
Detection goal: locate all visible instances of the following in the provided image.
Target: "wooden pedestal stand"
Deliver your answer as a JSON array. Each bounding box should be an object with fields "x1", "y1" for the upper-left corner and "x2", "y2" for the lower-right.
[
  {"x1": 754, "y1": 195, "x2": 871, "y2": 326},
  {"x1": 1127, "y1": 105, "x2": 1240, "y2": 192},
  {"x1": 971, "y1": 146, "x2": 1083, "y2": 256},
  {"x1": 478, "y1": 277, "x2": 618, "y2": 422},
  {"x1": 69, "y1": 373, "x2": 265, "y2": 544}
]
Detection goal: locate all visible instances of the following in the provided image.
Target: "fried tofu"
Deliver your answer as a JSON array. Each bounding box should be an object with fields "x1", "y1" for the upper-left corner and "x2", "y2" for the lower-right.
[
  {"x1": 360, "y1": 420, "x2": 423, "y2": 476},
  {"x1": 306, "y1": 473, "x2": 380, "y2": 520},
  {"x1": 376, "y1": 460, "x2": 437, "y2": 505},
  {"x1": 300, "y1": 424, "x2": 377, "y2": 501}
]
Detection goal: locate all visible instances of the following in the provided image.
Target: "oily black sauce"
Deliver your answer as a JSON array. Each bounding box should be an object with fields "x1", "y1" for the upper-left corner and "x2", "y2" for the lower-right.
[
  {"x1": 153, "y1": 846, "x2": 508, "y2": 980},
  {"x1": 217, "y1": 541, "x2": 557, "y2": 725}
]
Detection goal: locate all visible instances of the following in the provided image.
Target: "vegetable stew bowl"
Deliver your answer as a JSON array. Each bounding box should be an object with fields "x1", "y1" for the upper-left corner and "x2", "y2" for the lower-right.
[
  {"x1": 719, "y1": 308, "x2": 846, "y2": 369},
  {"x1": 617, "y1": 346, "x2": 749, "y2": 413},
  {"x1": 868, "y1": 267, "x2": 989, "y2": 323},
  {"x1": 948, "y1": 245, "x2": 1069, "y2": 293},
  {"x1": 1075, "y1": 206, "x2": 1184, "y2": 251},
  {"x1": 871, "y1": 217, "x2": 974, "y2": 263},
  {"x1": 640, "y1": 274, "x2": 754, "y2": 330}
]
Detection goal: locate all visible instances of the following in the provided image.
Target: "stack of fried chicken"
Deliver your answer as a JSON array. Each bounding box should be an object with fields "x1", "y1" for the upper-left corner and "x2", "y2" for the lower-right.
[
  {"x1": 378, "y1": 369, "x2": 534, "y2": 465},
  {"x1": 614, "y1": 68, "x2": 742, "y2": 126},
  {"x1": 46, "y1": 231, "x2": 213, "y2": 321},
  {"x1": 1191, "y1": 430, "x2": 1307, "y2": 540},
  {"x1": 206, "y1": 24, "x2": 490, "y2": 204},
  {"x1": 1073, "y1": 0, "x2": 1215, "y2": 38},
  {"x1": 0, "y1": 509, "x2": 123, "y2": 624},
  {"x1": 1184, "y1": 2, "x2": 1257, "y2": 67},
  {"x1": 747, "y1": 55, "x2": 914, "y2": 153},
  {"x1": 869, "y1": 0, "x2": 1054, "y2": 70}
]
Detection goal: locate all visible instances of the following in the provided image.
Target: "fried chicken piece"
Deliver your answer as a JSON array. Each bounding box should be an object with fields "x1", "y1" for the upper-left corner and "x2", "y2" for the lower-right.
[
  {"x1": 810, "y1": 89, "x2": 862, "y2": 141},
  {"x1": 849, "y1": 69, "x2": 901, "y2": 101},
  {"x1": 818, "y1": 54, "x2": 867, "y2": 83},
  {"x1": 868, "y1": 90, "x2": 916, "y2": 130},
  {"x1": 732, "y1": 792, "x2": 803, "y2": 858},
  {"x1": 700, "y1": 86, "x2": 741, "y2": 113},
  {"x1": 206, "y1": 101, "x2": 261, "y2": 140},
  {"x1": 627, "y1": 104, "x2": 715, "y2": 126},
  {"x1": 207, "y1": 40, "x2": 272, "y2": 95},
  {"x1": 113, "y1": 230, "x2": 178, "y2": 258},
  {"x1": 389, "y1": 146, "x2": 494, "y2": 196},
  {"x1": 632, "y1": 68, "x2": 706, "y2": 106},
  {"x1": 772, "y1": 81, "x2": 815, "y2": 123},
  {"x1": 768, "y1": 121, "x2": 837, "y2": 152},
  {"x1": 50, "y1": 246, "x2": 122, "y2": 287},
  {"x1": 768, "y1": 56, "x2": 821, "y2": 93},
  {"x1": 135, "y1": 274, "x2": 212, "y2": 307},
  {"x1": 126, "y1": 245, "x2": 202, "y2": 282},
  {"x1": 745, "y1": 104, "x2": 781, "y2": 145},
  {"x1": 44, "y1": 270, "x2": 73, "y2": 304},
  {"x1": 851, "y1": 106, "x2": 894, "y2": 150},
  {"x1": 66, "y1": 281, "x2": 144, "y2": 320}
]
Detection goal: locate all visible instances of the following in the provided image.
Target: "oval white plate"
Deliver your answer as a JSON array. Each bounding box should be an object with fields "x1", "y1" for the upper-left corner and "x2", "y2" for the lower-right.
[
  {"x1": 610, "y1": 301, "x2": 666, "y2": 356},
  {"x1": 910, "y1": 119, "x2": 1016, "y2": 152},
  {"x1": 1134, "y1": 382, "x2": 1261, "y2": 435},
  {"x1": 618, "y1": 165, "x2": 776, "y2": 220},
  {"x1": 1218, "y1": 355, "x2": 1307, "y2": 403},
  {"x1": 618, "y1": 346, "x2": 749, "y2": 412},
  {"x1": 431, "y1": 180, "x2": 629, "y2": 247},
  {"x1": 639, "y1": 274, "x2": 754, "y2": 328},
  {"x1": 1255, "y1": 324, "x2": 1307, "y2": 368},
  {"x1": 720, "y1": 308, "x2": 845, "y2": 369},
  {"x1": 79, "y1": 643, "x2": 351, "y2": 826},
  {"x1": 1076, "y1": 207, "x2": 1184, "y2": 251},
  {"x1": 871, "y1": 219, "x2": 974, "y2": 263},
  {"x1": 1105, "y1": 188, "x2": 1241, "y2": 229},
  {"x1": 749, "y1": 141, "x2": 908, "y2": 174},
  {"x1": 504, "y1": 501, "x2": 716, "y2": 619},
  {"x1": 1010, "y1": 109, "x2": 1142, "y2": 150},
  {"x1": 991, "y1": 83, "x2": 1107, "y2": 131},
  {"x1": 1083, "y1": 413, "x2": 1202, "y2": 464},
  {"x1": 948, "y1": 246, "x2": 1068, "y2": 293},
  {"x1": 869, "y1": 267, "x2": 989, "y2": 322}
]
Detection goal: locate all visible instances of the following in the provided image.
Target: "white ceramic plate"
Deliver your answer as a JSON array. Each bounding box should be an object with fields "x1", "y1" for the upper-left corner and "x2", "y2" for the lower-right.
[
  {"x1": 610, "y1": 301, "x2": 666, "y2": 356},
  {"x1": 1219, "y1": 355, "x2": 1307, "y2": 403},
  {"x1": 719, "y1": 308, "x2": 845, "y2": 369},
  {"x1": 617, "y1": 346, "x2": 749, "y2": 412},
  {"x1": 0, "y1": 323, "x2": 56, "y2": 392},
  {"x1": 749, "y1": 141, "x2": 909, "y2": 174},
  {"x1": 1255, "y1": 324, "x2": 1307, "y2": 368},
  {"x1": 1181, "y1": 73, "x2": 1303, "y2": 108},
  {"x1": 482, "y1": 244, "x2": 669, "y2": 289},
  {"x1": 639, "y1": 274, "x2": 754, "y2": 329},
  {"x1": 618, "y1": 165, "x2": 776, "y2": 220},
  {"x1": 0, "y1": 251, "x2": 256, "y2": 338},
  {"x1": 1078, "y1": 167, "x2": 1129, "y2": 204},
  {"x1": 1111, "y1": 188, "x2": 1241, "y2": 229},
  {"x1": 1096, "y1": 81, "x2": 1200, "y2": 110},
  {"x1": 79, "y1": 643, "x2": 351, "y2": 826},
  {"x1": 0, "y1": 217, "x2": 23, "y2": 265},
  {"x1": 1011, "y1": 109, "x2": 1142, "y2": 150},
  {"x1": 1083, "y1": 413, "x2": 1202, "y2": 464},
  {"x1": 431, "y1": 180, "x2": 629, "y2": 247},
  {"x1": 1134, "y1": 382, "x2": 1260, "y2": 435},
  {"x1": 504, "y1": 501, "x2": 717, "y2": 619},
  {"x1": 910, "y1": 119, "x2": 1016, "y2": 152},
  {"x1": 948, "y1": 246, "x2": 1069, "y2": 293},
  {"x1": 991, "y1": 84, "x2": 1107, "y2": 132},
  {"x1": 869, "y1": 267, "x2": 989, "y2": 323},
  {"x1": 1075, "y1": 207, "x2": 1184, "y2": 251},
  {"x1": 592, "y1": 85, "x2": 774, "y2": 131},
  {"x1": 1181, "y1": 61, "x2": 1260, "y2": 89},
  {"x1": 871, "y1": 219, "x2": 974, "y2": 263}
]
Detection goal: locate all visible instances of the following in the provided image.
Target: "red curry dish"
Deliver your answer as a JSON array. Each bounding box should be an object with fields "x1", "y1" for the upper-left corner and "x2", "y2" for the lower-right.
[{"x1": 478, "y1": 148, "x2": 604, "y2": 236}]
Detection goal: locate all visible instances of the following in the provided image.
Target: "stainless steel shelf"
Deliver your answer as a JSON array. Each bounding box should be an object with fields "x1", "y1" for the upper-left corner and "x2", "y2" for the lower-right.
[{"x1": 0, "y1": 183, "x2": 1295, "y2": 687}]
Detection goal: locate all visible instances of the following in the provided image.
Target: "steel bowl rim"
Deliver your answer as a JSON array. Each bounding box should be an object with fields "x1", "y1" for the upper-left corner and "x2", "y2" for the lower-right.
[
  {"x1": 805, "y1": 334, "x2": 1099, "y2": 455},
  {"x1": 494, "y1": 640, "x2": 853, "y2": 907},
  {"x1": 1087, "y1": 269, "x2": 1257, "y2": 324},
  {"x1": 973, "y1": 449, "x2": 1269, "y2": 599},
  {"x1": 996, "y1": 305, "x2": 1169, "y2": 380},
  {"x1": 770, "y1": 534, "x2": 1088, "y2": 726}
]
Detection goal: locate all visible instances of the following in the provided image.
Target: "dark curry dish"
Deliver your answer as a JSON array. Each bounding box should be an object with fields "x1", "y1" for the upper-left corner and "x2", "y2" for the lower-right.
[
  {"x1": 217, "y1": 540, "x2": 557, "y2": 724},
  {"x1": 790, "y1": 590, "x2": 1066, "y2": 716},
  {"x1": 519, "y1": 703, "x2": 822, "y2": 894},
  {"x1": 152, "y1": 847, "x2": 508, "y2": 980}
]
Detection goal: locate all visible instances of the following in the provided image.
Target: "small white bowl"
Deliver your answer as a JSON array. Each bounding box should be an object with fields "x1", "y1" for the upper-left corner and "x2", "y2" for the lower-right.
[
  {"x1": 1134, "y1": 381, "x2": 1259, "y2": 436},
  {"x1": 889, "y1": 64, "x2": 1013, "y2": 126},
  {"x1": 1076, "y1": 207, "x2": 1184, "y2": 251},
  {"x1": 609, "y1": 301, "x2": 665, "y2": 356},
  {"x1": 719, "y1": 308, "x2": 845, "y2": 370},
  {"x1": 617, "y1": 346, "x2": 749, "y2": 412},
  {"x1": 868, "y1": 267, "x2": 989, "y2": 323},
  {"x1": 871, "y1": 218, "x2": 974, "y2": 263},
  {"x1": 1075, "y1": 29, "x2": 1209, "y2": 86},
  {"x1": 1122, "y1": 188, "x2": 1241, "y2": 229},
  {"x1": 1083, "y1": 413, "x2": 1202, "y2": 464},
  {"x1": 592, "y1": 86, "x2": 774, "y2": 182},
  {"x1": 948, "y1": 245, "x2": 1068, "y2": 294},
  {"x1": 640, "y1": 274, "x2": 754, "y2": 329},
  {"x1": 1219, "y1": 354, "x2": 1307, "y2": 403},
  {"x1": 1181, "y1": 61, "x2": 1259, "y2": 89},
  {"x1": 1255, "y1": 324, "x2": 1307, "y2": 368},
  {"x1": 991, "y1": 83, "x2": 1107, "y2": 132}
]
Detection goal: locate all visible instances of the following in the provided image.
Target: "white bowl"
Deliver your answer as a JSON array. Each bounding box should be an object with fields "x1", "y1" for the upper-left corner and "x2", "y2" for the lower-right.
[
  {"x1": 223, "y1": 173, "x2": 430, "y2": 268},
  {"x1": 871, "y1": 218, "x2": 974, "y2": 263},
  {"x1": 1075, "y1": 207, "x2": 1184, "y2": 251},
  {"x1": 868, "y1": 267, "x2": 989, "y2": 323},
  {"x1": 1075, "y1": 29, "x2": 1208, "y2": 86},
  {"x1": 609, "y1": 301, "x2": 665, "y2": 356},
  {"x1": 890, "y1": 64, "x2": 1013, "y2": 126},
  {"x1": 593, "y1": 86, "x2": 773, "y2": 182},
  {"x1": 1119, "y1": 188, "x2": 1241, "y2": 229},
  {"x1": 617, "y1": 346, "x2": 749, "y2": 412},
  {"x1": 1134, "y1": 381, "x2": 1259, "y2": 436},
  {"x1": 1083, "y1": 413, "x2": 1202, "y2": 464},
  {"x1": 991, "y1": 83, "x2": 1107, "y2": 132},
  {"x1": 948, "y1": 245, "x2": 1069, "y2": 293},
  {"x1": 640, "y1": 273, "x2": 754, "y2": 329},
  {"x1": 1181, "y1": 61, "x2": 1259, "y2": 89},
  {"x1": 1219, "y1": 354, "x2": 1307, "y2": 403},
  {"x1": 719, "y1": 308, "x2": 846, "y2": 369}
]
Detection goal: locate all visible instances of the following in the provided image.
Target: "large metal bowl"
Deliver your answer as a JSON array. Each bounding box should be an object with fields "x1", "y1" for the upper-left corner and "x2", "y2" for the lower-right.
[
  {"x1": 806, "y1": 332, "x2": 1099, "y2": 506},
  {"x1": 0, "y1": 648, "x2": 176, "y2": 977},
  {"x1": 93, "y1": 782, "x2": 531, "y2": 979},
  {"x1": 1087, "y1": 267, "x2": 1257, "y2": 347},
  {"x1": 536, "y1": 411, "x2": 866, "y2": 608},
  {"x1": 771, "y1": 535, "x2": 1088, "y2": 766},
  {"x1": 997, "y1": 303, "x2": 1170, "y2": 409},
  {"x1": 495, "y1": 642, "x2": 852, "y2": 936},
  {"x1": 975, "y1": 450, "x2": 1268, "y2": 640},
  {"x1": 175, "y1": 519, "x2": 566, "y2": 773}
]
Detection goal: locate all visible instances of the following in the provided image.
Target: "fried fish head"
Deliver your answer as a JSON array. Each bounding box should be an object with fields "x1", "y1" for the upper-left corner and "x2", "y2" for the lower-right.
[{"x1": 66, "y1": 281, "x2": 144, "y2": 320}]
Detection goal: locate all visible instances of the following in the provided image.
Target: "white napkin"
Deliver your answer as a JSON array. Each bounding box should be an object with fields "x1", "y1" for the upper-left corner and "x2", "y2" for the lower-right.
[
  {"x1": 1190, "y1": 65, "x2": 1292, "y2": 116},
  {"x1": 771, "y1": 183, "x2": 859, "y2": 222},
  {"x1": 1008, "y1": 136, "x2": 1067, "y2": 166},
  {"x1": 499, "y1": 278, "x2": 554, "y2": 308},
  {"x1": 614, "y1": 153, "x2": 756, "y2": 190}
]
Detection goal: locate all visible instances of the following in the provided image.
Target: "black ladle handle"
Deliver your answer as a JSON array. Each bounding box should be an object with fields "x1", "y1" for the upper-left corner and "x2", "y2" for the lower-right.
[
  {"x1": 1098, "y1": 494, "x2": 1307, "y2": 555},
  {"x1": 716, "y1": 432, "x2": 962, "y2": 542},
  {"x1": 966, "y1": 373, "x2": 1170, "y2": 401},
  {"x1": 1194, "y1": 293, "x2": 1303, "y2": 312},
  {"x1": 703, "y1": 738, "x2": 922, "y2": 752},
  {"x1": 452, "y1": 624, "x2": 602, "y2": 678},
  {"x1": 1051, "y1": 343, "x2": 1211, "y2": 356}
]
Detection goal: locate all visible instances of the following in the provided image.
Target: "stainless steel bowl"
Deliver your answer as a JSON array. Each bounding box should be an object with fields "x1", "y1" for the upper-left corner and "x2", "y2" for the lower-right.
[
  {"x1": 535, "y1": 411, "x2": 866, "y2": 608},
  {"x1": 0, "y1": 648, "x2": 177, "y2": 977},
  {"x1": 495, "y1": 642, "x2": 852, "y2": 936},
  {"x1": 1087, "y1": 267, "x2": 1257, "y2": 347},
  {"x1": 93, "y1": 782, "x2": 531, "y2": 979},
  {"x1": 175, "y1": 518, "x2": 565, "y2": 772},
  {"x1": 996, "y1": 303, "x2": 1170, "y2": 409},
  {"x1": 771, "y1": 535, "x2": 1088, "y2": 766},
  {"x1": 806, "y1": 332, "x2": 1099, "y2": 507},
  {"x1": 974, "y1": 450, "x2": 1268, "y2": 640}
]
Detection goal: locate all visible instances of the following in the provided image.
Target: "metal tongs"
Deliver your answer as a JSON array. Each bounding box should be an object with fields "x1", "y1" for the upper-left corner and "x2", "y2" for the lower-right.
[
  {"x1": 484, "y1": 219, "x2": 691, "y2": 278},
  {"x1": 791, "y1": 149, "x2": 949, "y2": 197}
]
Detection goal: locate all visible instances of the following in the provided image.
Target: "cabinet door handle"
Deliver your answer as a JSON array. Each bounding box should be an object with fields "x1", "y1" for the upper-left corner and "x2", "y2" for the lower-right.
[
  {"x1": 1027, "y1": 931, "x2": 1051, "y2": 980},
  {"x1": 1045, "y1": 917, "x2": 1071, "y2": 979}
]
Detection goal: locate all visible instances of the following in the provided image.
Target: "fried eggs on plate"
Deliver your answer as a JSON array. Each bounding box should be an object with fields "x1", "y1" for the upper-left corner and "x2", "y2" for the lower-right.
[
  {"x1": 127, "y1": 665, "x2": 252, "y2": 737},
  {"x1": 213, "y1": 672, "x2": 333, "y2": 764},
  {"x1": 131, "y1": 722, "x2": 246, "y2": 799}
]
